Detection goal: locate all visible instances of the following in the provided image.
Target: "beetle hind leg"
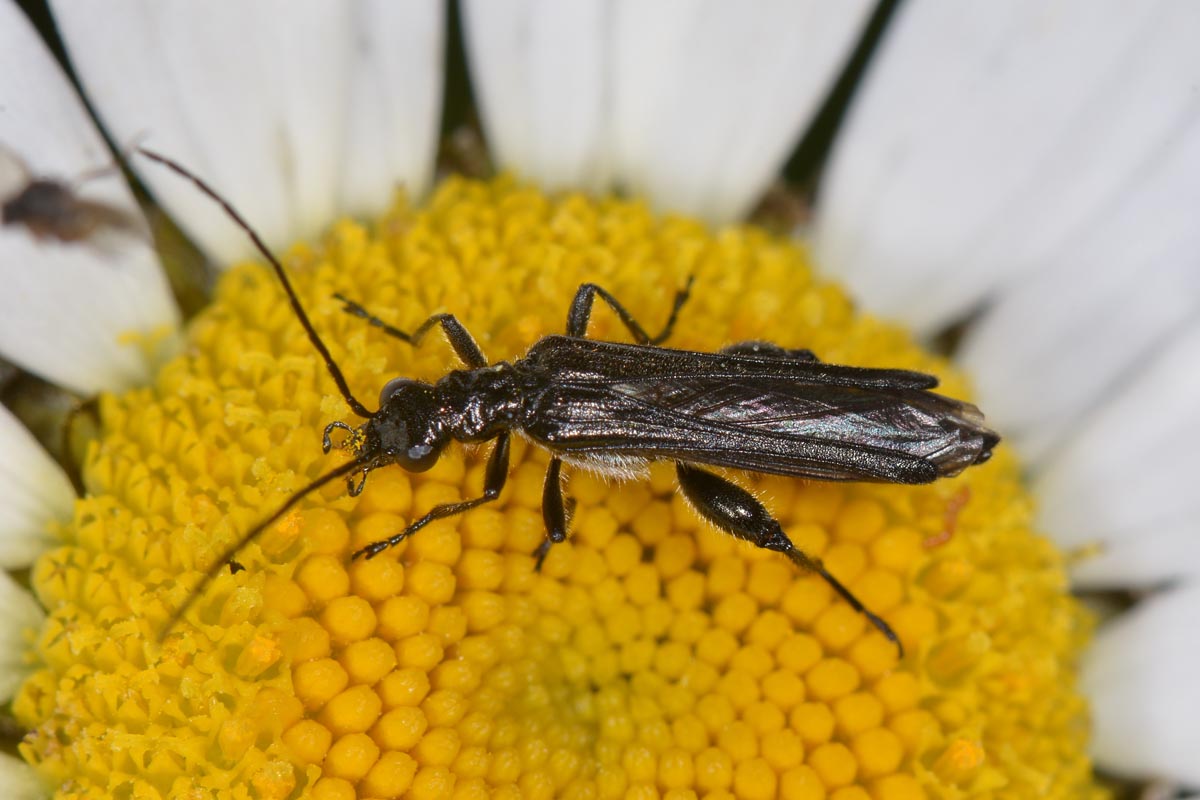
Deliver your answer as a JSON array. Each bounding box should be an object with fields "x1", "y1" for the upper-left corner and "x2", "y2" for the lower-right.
[{"x1": 674, "y1": 462, "x2": 903, "y2": 657}]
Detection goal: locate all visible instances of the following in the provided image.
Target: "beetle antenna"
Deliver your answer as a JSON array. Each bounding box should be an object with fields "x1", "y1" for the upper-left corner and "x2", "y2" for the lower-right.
[
  {"x1": 137, "y1": 147, "x2": 373, "y2": 419},
  {"x1": 160, "y1": 458, "x2": 364, "y2": 639}
]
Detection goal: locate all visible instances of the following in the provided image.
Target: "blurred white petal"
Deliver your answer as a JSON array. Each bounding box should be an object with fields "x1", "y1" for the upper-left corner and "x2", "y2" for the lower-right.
[
  {"x1": 816, "y1": 0, "x2": 1200, "y2": 338},
  {"x1": 51, "y1": 0, "x2": 444, "y2": 265},
  {"x1": 960, "y1": 128, "x2": 1200, "y2": 461},
  {"x1": 0, "y1": 0, "x2": 180, "y2": 394},
  {"x1": 0, "y1": 405, "x2": 71, "y2": 569},
  {"x1": 1083, "y1": 582, "x2": 1200, "y2": 785},
  {"x1": 50, "y1": 0, "x2": 343, "y2": 262},
  {"x1": 463, "y1": 0, "x2": 611, "y2": 193},
  {"x1": 463, "y1": 0, "x2": 873, "y2": 223},
  {"x1": 338, "y1": 0, "x2": 445, "y2": 219},
  {"x1": 0, "y1": 753, "x2": 46, "y2": 800},
  {"x1": 1035, "y1": 318, "x2": 1200, "y2": 588},
  {"x1": 0, "y1": 570, "x2": 45, "y2": 703}
]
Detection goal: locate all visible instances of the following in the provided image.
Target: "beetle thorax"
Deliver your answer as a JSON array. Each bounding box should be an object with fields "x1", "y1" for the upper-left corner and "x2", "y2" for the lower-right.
[{"x1": 435, "y1": 365, "x2": 523, "y2": 442}]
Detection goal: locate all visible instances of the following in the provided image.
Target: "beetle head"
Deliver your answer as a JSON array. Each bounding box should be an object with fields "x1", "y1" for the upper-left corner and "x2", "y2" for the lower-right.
[{"x1": 324, "y1": 377, "x2": 450, "y2": 479}]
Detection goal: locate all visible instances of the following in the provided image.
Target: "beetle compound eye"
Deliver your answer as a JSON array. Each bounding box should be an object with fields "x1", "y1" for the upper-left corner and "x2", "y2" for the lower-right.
[
  {"x1": 400, "y1": 443, "x2": 438, "y2": 472},
  {"x1": 379, "y1": 377, "x2": 417, "y2": 405}
]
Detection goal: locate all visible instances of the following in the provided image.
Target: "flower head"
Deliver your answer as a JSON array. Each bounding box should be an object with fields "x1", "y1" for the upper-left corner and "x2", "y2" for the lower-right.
[
  {"x1": 2, "y1": 1, "x2": 1199, "y2": 796},
  {"x1": 11, "y1": 176, "x2": 1103, "y2": 798}
]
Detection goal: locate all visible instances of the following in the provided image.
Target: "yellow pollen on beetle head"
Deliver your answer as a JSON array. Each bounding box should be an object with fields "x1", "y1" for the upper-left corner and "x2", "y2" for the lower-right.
[{"x1": 14, "y1": 176, "x2": 1105, "y2": 799}]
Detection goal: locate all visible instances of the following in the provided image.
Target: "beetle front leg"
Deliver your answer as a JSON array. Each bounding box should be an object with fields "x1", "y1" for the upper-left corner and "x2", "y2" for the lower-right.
[
  {"x1": 674, "y1": 462, "x2": 903, "y2": 657},
  {"x1": 334, "y1": 294, "x2": 488, "y2": 368},
  {"x1": 351, "y1": 434, "x2": 511, "y2": 560}
]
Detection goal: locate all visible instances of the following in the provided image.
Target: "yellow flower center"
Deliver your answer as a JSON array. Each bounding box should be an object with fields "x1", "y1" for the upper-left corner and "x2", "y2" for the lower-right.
[{"x1": 14, "y1": 176, "x2": 1103, "y2": 799}]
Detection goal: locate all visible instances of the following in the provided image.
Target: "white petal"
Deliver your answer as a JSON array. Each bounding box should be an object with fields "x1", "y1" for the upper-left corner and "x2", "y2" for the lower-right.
[
  {"x1": 611, "y1": 1, "x2": 874, "y2": 223},
  {"x1": 462, "y1": 0, "x2": 613, "y2": 193},
  {"x1": 0, "y1": 753, "x2": 47, "y2": 800},
  {"x1": 0, "y1": 571, "x2": 45, "y2": 703},
  {"x1": 0, "y1": 0, "x2": 180, "y2": 394},
  {"x1": 1083, "y1": 582, "x2": 1200, "y2": 785},
  {"x1": 1034, "y1": 318, "x2": 1200, "y2": 588},
  {"x1": 51, "y1": 0, "x2": 345, "y2": 263},
  {"x1": 51, "y1": 0, "x2": 443, "y2": 265},
  {"x1": 337, "y1": 0, "x2": 445, "y2": 219},
  {"x1": 0, "y1": 405, "x2": 72, "y2": 569},
  {"x1": 816, "y1": 0, "x2": 1200, "y2": 337},
  {"x1": 958, "y1": 130, "x2": 1200, "y2": 460},
  {"x1": 463, "y1": 0, "x2": 873, "y2": 223}
]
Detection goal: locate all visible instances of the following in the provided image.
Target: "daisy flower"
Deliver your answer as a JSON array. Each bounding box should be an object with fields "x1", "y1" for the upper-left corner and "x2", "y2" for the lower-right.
[{"x1": 0, "y1": 1, "x2": 1195, "y2": 798}]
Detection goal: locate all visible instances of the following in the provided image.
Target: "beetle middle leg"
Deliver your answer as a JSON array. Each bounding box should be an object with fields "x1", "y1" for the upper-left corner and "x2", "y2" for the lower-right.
[
  {"x1": 533, "y1": 458, "x2": 570, "y2": 570},
  {"x1": 351, "y1": 434, "x2": 511, "y2": 560},
  {"x1": 674, "y1": 462, "x2": 903, "y2": 656},
  {"x1": 567, "y1": 277, "x2": 694, "y2": 344},
  {"x1": 334, "y1": 294, "x2": 488, "y2": 368}
]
